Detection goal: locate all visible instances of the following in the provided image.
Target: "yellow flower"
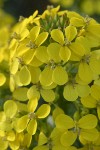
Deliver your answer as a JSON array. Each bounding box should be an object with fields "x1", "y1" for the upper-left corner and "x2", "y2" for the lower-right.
[
  {"x1": 9, "y1": 132, "x2": 32, "y2": 150},
  {"x1": 64, "y1": 83, "x2": 90, "y2": 101},
  {"x1": 0, "y1": 100, "x2": 18, "y2": 132},
  {"x1": 15, "y1": 98, "x2": 51, "y2": 135},
  {"x1": 33, "y1": 129, "x2": 77, "y2": 150},
  {"x1": 27, "y1": 83, "x2": 55, "y2": 102},
  {"x1": 81, "y1": 84, "x2": 100, "y2": 119},
  {"x1": 79, "y1": 132, "x2": 100, "y2": 150},
  {"x1": 55, "y1": 113, "x2": 99, "y2": 146}
]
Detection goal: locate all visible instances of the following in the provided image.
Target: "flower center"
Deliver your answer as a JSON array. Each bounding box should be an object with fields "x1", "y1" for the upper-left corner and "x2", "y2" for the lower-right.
[{"x1": 81, "y1": 54, "x2": 90, "y2": 64}]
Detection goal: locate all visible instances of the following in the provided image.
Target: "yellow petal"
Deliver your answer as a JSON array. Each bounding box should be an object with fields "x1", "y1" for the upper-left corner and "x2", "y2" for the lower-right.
[
  {"x1": 4, "y1": 100, "x2": 17, "y2": 118},
  {"x1": 16, "y1": 115, "x2": 29, "y2": 133},
  {"x1": 19, "y1": 66, "x2": 31, "y2": 85},
  {"x1": 27, "y1": 98, "x2": 38, "y2": 113},
  {"x1": 29, "y1": 56, "x2": 43, "y2": 67},
  {"x1": 89, "y1": 54, "x2": 100, "y2": 75},
  {"x1": 81, "y1": 95, "x2": 97, "y2": 108},
  {"x1": 27, "y1": 119, "x2": 37, "y2": 135},
  {"x1": 91, "y1": 84, "x2": 100, "y2": 100},
  {"x1": 6, "y1": 131, "x2": 15, "y2": 141},
  {"x1": 39, "y1": 66, "x2": 53, "y2": 86},
  {"x1": 20, "y1": 29, "x2": 29, "y2": 41},
  {"x1": 40, "y1": 89, "x2": 55, "y2": 102},
  {"x1": 60, "y1": 131, "x2": 77, "y2": 146},
  {"x1": 69, "y1": 51, "x2": 81, "y2": 61},
  {"x1": 22, "y1": 48, "x2": 35, "y2": 64},
  {"x1": 53, "y1": 107, "x2": 64, "y2": 121},
  {"x1": 22, "y1": 133, "x2": 32, "y2": 147},
  {"x1": 16, "y1": 102, "x2": 27, "y2": 112},
  {"x1": 0, "y1": 112, "x2": 6, "y2": 122},
  {"x1": 35, "y1": 32, "x2": 48, "y2": 46},
  {"x1": 97, "y1": 107, "x2": 100, "y2": 120},
  {"x1": 13, "y1": 87, "x2": 28, "y2": 101},
  {"x1": 10, "y1": 58, "x2": 19, "y2": 75},
  {"x1": 0, "y1": 73, "x2": 6, "y2": 86},
  {"x1": 78, "y1": 114, "x2": 98, "y2": 129},
  {"x1": 0, "y1": 121, "x2": 12, "y2": 131},
  {"x1": 70, "y1": 17, "x2": 85, "y2": 27},
  {"x1": 32, "y1": 10, "x2": 38, "y2": 18},
  {"x1": 35, "y1": 46, "x2": 49, "y2": 63},
  {"x1": 51, "y1": 128, "x2": 67, "y2": 150},
  {"x1": 75, "y1": 74, "x2": 90, "y2": 85},
  {"x1": 33, "y1": 145, "x2": 48, "y2": 150},
  {"x1": 0, "y1": 130, "x2": 5, "y2": 137},
  {"x1": 38, "y1": 132, "x2": 48, "y2": 146},
  {"x1": 28, "y1": 66, "x2": 41, "y2": 84},
  {"x1": 42, "y1": 82, "x2": 57, "y2": 90},
  {"x1": 67, "y1": 146, "x2": 78, "y2": 150},
  {"x1": 76, "y1": 84, "x2": 90, "y2": 97},
  {"x1": 52, "y1": 66, "x2": 68, "y2": 85},
  {"x1": 47, "y1": 43, "x2": 61, "y2": 63},
  {"x1": 65, "y1": 25, "x2": 77, "y2": 42},
  {"x1": 63, "y1": 84, "x2": 78, "y2": 101},
  {"x1": 36, "y1": 104, "x2": 50, "y2": 119},
  {"x1": 0, "y1": 137, "x2": 8, "y2": 150},
  {"x1": 16, "y1": 39, "x2": 30, "y2": 56},
  {"x1": 59, "y1": 46, "x2": 71, "y2": 62},
  {"x1": 80, "y1": 128, "x2": 99, "y2": 141},
  {"x1": 79, "y1": 135, "x2": 87, "y2": 145},
  {"x1": 52, "y1": 145, "x2": 67, "y2": 150},
  {"x1": 78, "y1": 62, "x2": 93, "y2": 83},
  {"x1": 55, "y1": 114, "x2": 74, "y2": 130},
  {"x1": 51, "y1": 29, "x2": 64, "y2": 45},
  {"x1": 67, "y1": 11, "x2": 83, "y2": 19},
  {"x1": 75, "y1": 36, "x2": 90, "y2": 54},
  {"x1": 87, "y1": 24, "x2": 100, "y2": 39},
  {"x1": 69, "y1": 42, "x2": 85, "y2": 56},
  {"x1": 27, "y1": 85, "x2": 40, "y2": 100},
  {"x1": 9, "y1": 138, "x2": 19, "y2": 149},
  {"x1": 30, "y1": 26, "x2": 40, "y2": 42},
  {"x1": 14, "y1": 71, "x2": 23, "y2": 86}
]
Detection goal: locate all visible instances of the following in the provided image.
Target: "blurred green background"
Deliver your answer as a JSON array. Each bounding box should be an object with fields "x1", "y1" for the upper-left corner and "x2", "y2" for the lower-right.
[
  {"x1": 0, "y1": 0, "x2": 100, "y2": 22},
  {"x1": 1, "y1": 0, "x2": 51, "y2": 19}
]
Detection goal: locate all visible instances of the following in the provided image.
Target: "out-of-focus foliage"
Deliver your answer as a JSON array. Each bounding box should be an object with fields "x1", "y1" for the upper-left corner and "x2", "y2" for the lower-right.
[
  {"x1": 0, "y1": 9, "x2": 15, "y2": 28},
  {"x1": 0, "y1": 5, "x2": 100, "y2": 150},
  {"x1": 0, "y1": 0, "x2": 3, "y2": 7},
  {"x1": 80, "y1": 0, "x2": 100, "y2": 15},
  {"x1": 50, "y1": 0, "x2": 74, "y2": 8},
  {"x1": 50, "y1": 0, "x2": 100, "y2": 17},
  {"x1": 0, "y1": 4, "x2": 15, "y2": 105}
]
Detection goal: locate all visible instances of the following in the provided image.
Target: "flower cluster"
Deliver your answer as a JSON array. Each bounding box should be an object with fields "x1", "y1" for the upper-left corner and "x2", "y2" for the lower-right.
[{"x1": 0, "y1": 6, "x2": 100, "y2": 150}]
